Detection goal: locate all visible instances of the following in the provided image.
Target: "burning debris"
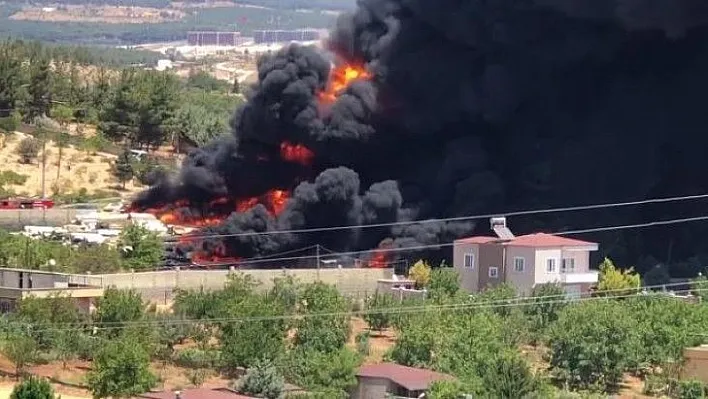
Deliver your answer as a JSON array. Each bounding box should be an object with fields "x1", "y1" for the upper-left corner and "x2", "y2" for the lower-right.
[{"x1": 133, "y1": 0, "x2": 708, "y2": 267}]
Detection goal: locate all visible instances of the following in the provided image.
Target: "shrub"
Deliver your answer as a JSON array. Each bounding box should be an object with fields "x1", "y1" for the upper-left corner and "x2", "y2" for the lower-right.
[
  {"x1": 17, "y1": 137, "x2": 41, "y2": 164},
  {"x1": 238, "y1": 359, "x2": 285, "y2": 399},
  {"x1": 10, "y1": 376, "x2": 56, "y2": 399},
  {"x1": 174, "y1": 348, "x2": 214, "y2": 369},
  {"x1": 0, "y1": 114, "x2": 20, "y2": 133},
  {"x1": 355, "y1": 331, "x2": 370, "y2": 356}
]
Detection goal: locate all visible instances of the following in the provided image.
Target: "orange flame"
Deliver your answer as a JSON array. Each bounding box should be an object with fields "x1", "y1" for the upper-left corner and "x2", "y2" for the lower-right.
[
  {"x1": 367, "y1": 251, "x2": 389, "y2": 268},
  {"x1": 280, "y1": 142, "x2": 314, "y2": 165},
  {"x1": 319, "y1": 63, "x2": 371, "y2": 104}
]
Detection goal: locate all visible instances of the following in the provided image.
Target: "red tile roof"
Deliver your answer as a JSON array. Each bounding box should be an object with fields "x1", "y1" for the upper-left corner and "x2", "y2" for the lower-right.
[
  {"x1": 456, "y1": 233, "x2": 597, "y2": 249},
  {"x1": 454, "y1": 236, "x2": 498, "y2": 244},
  {"x1": 357, "y1": 363, "x2": 454, "y2": 391},
  {"x1": 506, "y1": 233, "x2": 597, "y2": 248},
  {"x1": 137, "y1": 388, "x2": 256, "y2": 399}
]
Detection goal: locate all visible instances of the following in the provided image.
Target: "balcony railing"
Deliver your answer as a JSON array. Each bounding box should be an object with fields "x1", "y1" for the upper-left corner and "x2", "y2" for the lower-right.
[{"x1": 559, "y1": 270, "x2": 599, "y2": 284}]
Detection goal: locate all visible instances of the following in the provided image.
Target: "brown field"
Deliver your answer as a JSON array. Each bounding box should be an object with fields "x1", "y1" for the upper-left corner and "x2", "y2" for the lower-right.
[
  {"x1": 9, "y1": 5, "x2": 185, "y2": 24},
  {"x1": 0, "y1": 132, "x2": 144, "y2": 199}
]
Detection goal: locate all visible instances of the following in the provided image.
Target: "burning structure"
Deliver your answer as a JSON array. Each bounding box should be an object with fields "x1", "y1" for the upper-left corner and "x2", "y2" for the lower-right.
[{"x1": 132, "y1": 0, "x2": 708, "y2": 270}]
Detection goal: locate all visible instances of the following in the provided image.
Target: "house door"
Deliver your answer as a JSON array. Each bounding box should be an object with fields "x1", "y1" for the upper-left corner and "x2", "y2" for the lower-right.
[{"x1": 564, "y1": 284, "x2": 582, "y2": 300}]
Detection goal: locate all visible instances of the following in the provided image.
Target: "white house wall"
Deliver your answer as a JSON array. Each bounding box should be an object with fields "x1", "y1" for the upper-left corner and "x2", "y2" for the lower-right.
[{"x1": 534, "y1": 248, "x2": 563, "y2": 285}]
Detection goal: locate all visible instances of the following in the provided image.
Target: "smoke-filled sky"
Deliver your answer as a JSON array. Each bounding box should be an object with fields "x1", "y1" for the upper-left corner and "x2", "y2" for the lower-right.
[{"x1": 136, "y1": 0, "x2": 708, "y2": 269}]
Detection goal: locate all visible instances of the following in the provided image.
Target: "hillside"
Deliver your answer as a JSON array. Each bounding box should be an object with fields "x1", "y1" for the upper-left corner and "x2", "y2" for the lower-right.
[{"x1": 0, "y1": 131, "x2": 144, "y2": 201}]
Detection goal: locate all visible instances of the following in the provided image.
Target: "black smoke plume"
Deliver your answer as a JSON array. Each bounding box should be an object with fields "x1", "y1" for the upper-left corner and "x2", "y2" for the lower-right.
[{"x1": 135, "y1": 0, "x2": 708, "y2": 272}]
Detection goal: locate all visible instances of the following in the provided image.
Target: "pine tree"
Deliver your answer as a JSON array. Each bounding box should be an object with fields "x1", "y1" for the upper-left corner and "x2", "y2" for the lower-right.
[
  {"x1": 112, "y1": 151, "x2": 134, "y2": 189},
  {"x1": 232, "y1": 77, "x2": 240, "y2": 94},
  {"x1": 10, "y1": 376, "x2": 55, "y2": 399},
  {"x1": 25, "y1": 56, "x2": 53, "y2": 122},
  {"x1": 0, "y1": 41, "x2": 22, "y2": 118}
]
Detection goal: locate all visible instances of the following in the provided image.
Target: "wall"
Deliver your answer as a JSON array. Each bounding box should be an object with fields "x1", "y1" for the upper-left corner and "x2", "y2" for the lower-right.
[
  {"x1": 504, "y1": 246, "x2": 537, "y2": 296},
  {"x1": 477, "y1": 244, "x2": 505, "y2": 291},
  {"x1": 683, "y1": 346, "x2": 708, "y2": 383},
  {"x1": 560, "y1": 249, "x2": 591, "y2": 273},
  {"x1": 0, "y1": 209, "x2": 77, "y2": 230},
  {"x1": 453, "y1": 242, "x2": 479, "y2": 292},
  {"x1": 98, "y1": 268, "x2": 393, "y2": 302},
  {"x1": 534, "y1": 248, "x2": 563, "y2": 285},
  {"x1": 351, "y1": 376, "x2": 391, "y2": 399}
]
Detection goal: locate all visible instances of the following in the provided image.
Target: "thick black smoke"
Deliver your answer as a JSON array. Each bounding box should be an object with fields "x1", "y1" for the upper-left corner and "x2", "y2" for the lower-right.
[{"x1": 137, "y1": 0, "x2": 708, "y2": 271}]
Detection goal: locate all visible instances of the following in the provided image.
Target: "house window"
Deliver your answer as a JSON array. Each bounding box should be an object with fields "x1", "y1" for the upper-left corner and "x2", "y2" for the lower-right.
[
  {"x1": 546, "y1": 258, "x2": 557, "y2": 273},
  {"x1": 489, "y1": 267, "x2": 499, "y2": 278},
  {"x1": 561, "y1": 258, "x2": 575, "y2": 273},
  {"x1": 463, "y1": 253, "x2": 475, "y2": 269},
  {"x1": 514, "y1": 257, "x2": 525, "y2": 272}
]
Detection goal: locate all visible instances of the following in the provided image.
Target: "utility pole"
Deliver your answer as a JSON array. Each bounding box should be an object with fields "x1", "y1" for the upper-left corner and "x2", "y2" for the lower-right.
[
  {"x1": 315, "y1": 244, "x2": 321, "y2": 280},
  {"x1": 41, "y1": 136, "x2": 46, "y2": 199}
]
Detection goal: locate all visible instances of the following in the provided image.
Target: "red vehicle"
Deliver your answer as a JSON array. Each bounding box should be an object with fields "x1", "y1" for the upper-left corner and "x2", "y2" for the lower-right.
[{"x1": 0, "y1": 197, "x2": 54, "y2": 210}]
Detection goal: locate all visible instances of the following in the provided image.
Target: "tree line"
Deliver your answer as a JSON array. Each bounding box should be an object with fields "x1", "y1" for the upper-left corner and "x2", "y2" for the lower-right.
[
  {"x1": 0, "y1": 39, "x2": 242, "y2": 192},
  {"x1": 4, "y1": 260, "x2": 708, "y2": 399}
]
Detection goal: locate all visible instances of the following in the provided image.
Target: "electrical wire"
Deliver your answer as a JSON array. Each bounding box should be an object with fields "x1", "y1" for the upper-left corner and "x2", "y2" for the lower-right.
[
  {"x1": 162, "y1": 192, "x2": 708, "y2": 241},
  {"x1": 158, "y1": 214, "x2": 708, "y2": 269},
  {"x1": 16, "y1": 280, "x2": 703, "y2": 332}
]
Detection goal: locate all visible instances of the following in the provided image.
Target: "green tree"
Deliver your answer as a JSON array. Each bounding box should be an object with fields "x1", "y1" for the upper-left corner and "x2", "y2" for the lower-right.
[
  {"x1": 282, "y1": 348, "x2": 360, "y2": 397},
  {"x1": 524, "y1": 283, "x2": 567, "y2": 337},
  {"x1": 111, "y1": 151, "x2": 134, "y2": 189},
  {"x1": 117, "y1": 223, "x2": 163, "y2": 270},
  {"x1": 220, "y1": 295, "x2": 287, "y2": 369},
  {"x1": 596, "y1": 257, "x2": 641, "y2": 295},
  {"x1": 428, "y1": 266, "x2": 460, "y2": 301},
  {"x1": 17, "y1": 137, "x2": 41, "y2": 164},
  {"x1": 478, "y1": 351, "x2": 548, "y2": 398},
  {"x1": 15, "y1": 293, "x2": 81, "y2": 349},
  {"x1": 547, "y1": 300, "x2": 642, "y2": 391},
  {"x1": 186, "y1": 70, "x2": 228, "y2": 92},
  {"x1": 53, "y1": 131, "x2": 70, "y2": 186},
  {"x1": 170, "y1": 103, "x2": 227, "y2": 147},
  {"x1": 268, "y1": 275, "x2": 301, "y2": 315},
  {"x1": 99, "y1": 69, "x2": 140, "y2": 143},
  {"x1": 3, "y1": 333, "x2": 38, "y2": 379},
  {"x1": 94, "y1": 287, "x2": 145, "y2": 335},
  {"x1": 25, "y1": 56, "x2": 53, "y2": 122},
  {"x1": 294, "y1": 282, "x2": 350, "y2": 353},
  {"x1": 408, "y1": 259, "x2": 432, "y2": 289},
  {"x1": 10, "y1": 376, "x2": 56, "y2": 399},
  {"x1": 86, "y1": 335, "x2": 157, "y2": 399},
  {"x1": 363, "y1": 291, "x2": 395, "y2": 331},
  {"x1": 0, "y1": 42, "x2": 23, "y2": 118},
  {"x1": 238, "y1": 359, "x2": 285, "y2": 399}
]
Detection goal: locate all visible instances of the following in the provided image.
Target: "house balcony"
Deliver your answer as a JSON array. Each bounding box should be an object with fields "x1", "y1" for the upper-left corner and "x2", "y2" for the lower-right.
[{"x1": 558, "y1": 271, "x2": 599, "y2": 284}]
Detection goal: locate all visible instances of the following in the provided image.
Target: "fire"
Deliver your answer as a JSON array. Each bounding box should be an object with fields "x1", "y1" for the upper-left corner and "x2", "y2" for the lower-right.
[
  {"x1": 134, "y1": 188, "x2": 292, "y2": 229},
  {"x1": 319, "y1": 63, "x2": 371, "y2": 104},
  {"x1": 280, "y1": 142, "x2": 314, "y2": 165},
  {"x1": 367, "y1": 251, "x2": 389, "y2": 268}
]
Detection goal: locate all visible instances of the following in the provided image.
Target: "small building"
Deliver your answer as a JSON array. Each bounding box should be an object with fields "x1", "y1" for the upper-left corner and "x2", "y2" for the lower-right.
[
  {"x1": 352, "y1": 363, "x2": 454, "y2": 399},
  {"x1": 0, "y1": 268, "x2": 104, "y2": 313},
  {"x1": 453, "y1": 217, "x2": 599, "y2": 297},
  {"x1": 137, "y1": 388, "x2": 257, "y2": 399}
]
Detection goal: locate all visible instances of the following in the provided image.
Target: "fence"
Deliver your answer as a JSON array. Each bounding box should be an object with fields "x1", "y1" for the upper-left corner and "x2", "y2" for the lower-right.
[
  {"x1": 97, "y1": 267, "x2": 394, "y2": 305},
  {"x1": 0, "y1": 209, "x2": 78, "y2": 230}
]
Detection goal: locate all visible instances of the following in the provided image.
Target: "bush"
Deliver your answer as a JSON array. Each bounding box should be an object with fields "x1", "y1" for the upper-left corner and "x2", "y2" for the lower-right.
[
  {"x1": 0, "y1": 171, "x2": 28, "y2": 186},
  {"x1": 174, "y1": 348, "x2": 215, "y2": 369},
  {"x1": 238, "y1": 359, "x2": 285, "y2": 399},
  {"x1": 674, "y1": 380, "x2": 707, "y2": 399},
  {"x1": 355, "y1": 331, "x2": 370, "y2": 356},
  {"x1": 10, "y1": 376, "x2": 56, "y2": 399},
  {"x1": 17, "y1": 137, "x2": 41, "y2": 164},
  {"x1": 0, "y1": 114, "x2": 20, "y2": 133}
]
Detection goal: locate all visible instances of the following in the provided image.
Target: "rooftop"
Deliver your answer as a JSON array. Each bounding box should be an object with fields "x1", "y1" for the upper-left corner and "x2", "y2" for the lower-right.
[
  {"x1": 137, "y1": 388, "x2": 256, "y2": 399},
  {"x1": 456, "y1": 233, "x2": 597, "y2": 248},
  {"x1": 357, "y1": 363, "x2": 453, "y2": 391}
]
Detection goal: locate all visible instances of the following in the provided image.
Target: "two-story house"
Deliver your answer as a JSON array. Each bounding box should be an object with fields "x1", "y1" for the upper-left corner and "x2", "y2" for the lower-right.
[{"x1": 453, "y1": 218, "x2": 599, "y2": 297}]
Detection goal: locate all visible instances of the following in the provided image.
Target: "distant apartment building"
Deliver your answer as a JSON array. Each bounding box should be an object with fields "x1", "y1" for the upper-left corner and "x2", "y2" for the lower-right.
[
  {"x1": 252, "y1": 29, "x2": 320, "y2": 44},
  {"x1": 453, "y1": 218, "x2": 599, "y2": 297},
  {"x1": 187, "y1": 31, "x2": 249, "y2": 46}
]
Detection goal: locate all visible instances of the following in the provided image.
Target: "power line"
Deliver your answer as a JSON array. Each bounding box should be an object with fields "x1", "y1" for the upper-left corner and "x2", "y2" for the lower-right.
[
  {"x1": 21, "y1": 285, "x2": 705, "y2": 333},
  {"x1": 163, "y1": 192, "x2": 708, "y2": 241},
  {"x1": 162, "y1": 214, "x2": 708, "y2": 269}
]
